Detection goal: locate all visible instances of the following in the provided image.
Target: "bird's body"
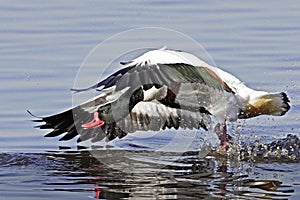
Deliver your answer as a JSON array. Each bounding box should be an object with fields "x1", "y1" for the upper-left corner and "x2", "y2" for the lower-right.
[{"x1": 31, "y1": 47, "x2": 290, "y2": 150}]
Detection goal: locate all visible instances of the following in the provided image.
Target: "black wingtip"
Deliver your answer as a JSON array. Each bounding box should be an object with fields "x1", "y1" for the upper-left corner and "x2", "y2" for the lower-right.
[
  {"x1": 120, "y1": 61, "x2": 133, "y2": 65},
  {"x1": 70, "y1": 88, "x2": 87, "y2": 93},
  {"x1": 27, "y1": 110, "x2": 43, "y2": 119},
  {"x1": 71, "y1": 85, "x2": 105, "y2": 93}
]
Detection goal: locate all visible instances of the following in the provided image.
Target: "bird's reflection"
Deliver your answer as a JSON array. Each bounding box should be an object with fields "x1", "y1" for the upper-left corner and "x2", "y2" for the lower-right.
[{"x1": 42, "y1": 145, "x2": 295, "y2": 199}]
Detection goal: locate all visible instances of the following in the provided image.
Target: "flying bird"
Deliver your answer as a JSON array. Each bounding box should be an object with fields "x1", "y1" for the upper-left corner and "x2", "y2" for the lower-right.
[{"x1": 30, "y1": 47, "x2": 290, "y2": 151}]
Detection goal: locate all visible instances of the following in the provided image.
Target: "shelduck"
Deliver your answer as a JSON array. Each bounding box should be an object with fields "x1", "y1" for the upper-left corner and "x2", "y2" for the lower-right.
[{"x1": 30, "y1": 47, "x2": 290, "y2": 151}]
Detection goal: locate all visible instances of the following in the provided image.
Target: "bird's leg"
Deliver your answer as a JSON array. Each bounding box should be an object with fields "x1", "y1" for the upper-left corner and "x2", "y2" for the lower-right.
[
  {"x1": 216, "y1": 123, "x2": 232, "y2": 151},
  {"x1": 81, "y1": 112, "x2": 105, "y2": 129}
]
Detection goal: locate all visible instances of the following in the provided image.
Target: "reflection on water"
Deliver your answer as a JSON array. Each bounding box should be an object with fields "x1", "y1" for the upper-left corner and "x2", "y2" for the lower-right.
[{"x1": 1, "y1": 134, "x2": 298, "y2": 199}]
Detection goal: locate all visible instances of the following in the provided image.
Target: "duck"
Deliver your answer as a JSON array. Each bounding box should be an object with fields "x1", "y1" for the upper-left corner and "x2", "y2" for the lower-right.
[{"x1": 30, "y1": 47, "x2": 290, "y2": 151}]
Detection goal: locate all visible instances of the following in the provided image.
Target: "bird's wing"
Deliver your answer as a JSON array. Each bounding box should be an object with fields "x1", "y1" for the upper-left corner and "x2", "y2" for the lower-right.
[
  {"x1": 101, "y1": 100, "x2": 213, "y2": 142},
  {"x1": 73, "y1": 62, "x2": 232, "y2": 94},
  {"x1": 31, "y1": 100, "x2": 212, "y2": 143}
]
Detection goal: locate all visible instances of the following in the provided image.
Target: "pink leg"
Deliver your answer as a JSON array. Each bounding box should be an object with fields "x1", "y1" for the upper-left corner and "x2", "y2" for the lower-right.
[
  {"x1": 81, "y1": 112, "x2": 105, "y2": 129},
  {"x1": 217, "y1": 123, "x2": 231, "y2": 152}
]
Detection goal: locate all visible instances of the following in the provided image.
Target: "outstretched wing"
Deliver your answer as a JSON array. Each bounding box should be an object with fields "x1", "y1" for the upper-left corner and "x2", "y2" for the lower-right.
[
  {"x1": 72, "y1": 63, "x2": 232, "y2": 93},
  {"x1": 30, "y1": 100, "x2": 212, "y2": 143}
]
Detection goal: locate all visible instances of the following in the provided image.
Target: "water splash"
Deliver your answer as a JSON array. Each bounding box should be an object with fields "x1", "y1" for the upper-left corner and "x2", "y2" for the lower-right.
[{"x1": 237, "y1": 134, "x2": 300, "y2": 162}]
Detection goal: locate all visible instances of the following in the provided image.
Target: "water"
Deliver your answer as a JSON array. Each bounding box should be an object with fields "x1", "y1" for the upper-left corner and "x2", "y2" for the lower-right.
[{"x1": 1, "y1": 1, "x2": 300, "y2": 199}]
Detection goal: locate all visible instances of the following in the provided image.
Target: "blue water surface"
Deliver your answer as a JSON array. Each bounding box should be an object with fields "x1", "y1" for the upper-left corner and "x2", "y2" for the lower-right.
[{"x1": 0, "y1": 1, "x2": 299, "y2": 199}]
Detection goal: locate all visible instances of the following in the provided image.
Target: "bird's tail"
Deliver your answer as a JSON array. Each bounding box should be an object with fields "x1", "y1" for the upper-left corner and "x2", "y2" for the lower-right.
[{"x1": 239, "y1": 92, "x2": 290, "y2": 119}]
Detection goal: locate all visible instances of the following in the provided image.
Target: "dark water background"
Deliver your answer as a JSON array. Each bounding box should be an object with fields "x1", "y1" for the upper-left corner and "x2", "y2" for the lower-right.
[{"x1": 0, "y1": 1, "x2": 300, "y2": 199}]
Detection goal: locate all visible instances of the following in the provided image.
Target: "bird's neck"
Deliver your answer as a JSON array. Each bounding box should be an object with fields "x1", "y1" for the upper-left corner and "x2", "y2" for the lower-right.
[{"x1": 99, "y1": 87, "x2": 144, "y2": 123}]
